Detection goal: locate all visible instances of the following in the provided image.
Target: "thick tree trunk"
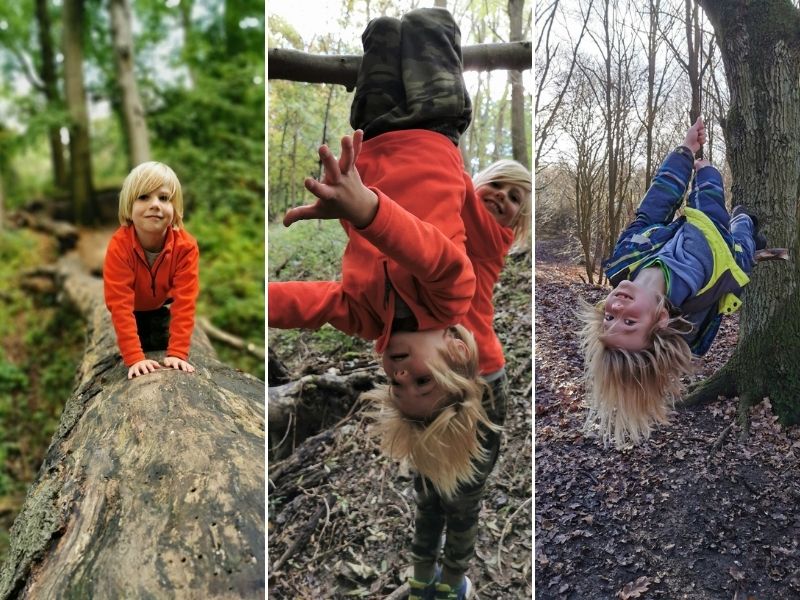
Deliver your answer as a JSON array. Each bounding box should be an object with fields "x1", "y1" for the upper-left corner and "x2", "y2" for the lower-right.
[
  {"x1": 0, "y1": 255, "x2": 265, "y2": 598},
  {"x1": 34, "y1": 0, "x2": 68, "y2": 190},
  {"x1": 689, "y1": 1, "x2": 800, "y2": 424},
  {"x1": 267, "y1": 41, "x2": 533, "y2": 87},
  {"x1": 62, "y1": 0, "x2": 95, "y2": 224},
  {"x1": 109, "y1": 0, "x2": 151, "y2": 168}
]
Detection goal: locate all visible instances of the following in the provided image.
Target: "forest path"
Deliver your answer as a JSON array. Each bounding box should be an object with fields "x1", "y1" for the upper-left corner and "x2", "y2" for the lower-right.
[
  {"x1": 534, "y1": 238, "x2": 800, "y2": 599},
  {"x1": 74, "y1": 226, "x2": 115, "y2": 274}
]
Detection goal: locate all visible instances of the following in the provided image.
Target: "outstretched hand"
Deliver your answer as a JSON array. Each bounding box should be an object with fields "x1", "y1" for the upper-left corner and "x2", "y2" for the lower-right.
[
  {"x1": 683, "y1": 116, "x2": 706, "y2": 154},
  {"x1": 283, "y1": 130, "x2": 379, "y2": 229}
]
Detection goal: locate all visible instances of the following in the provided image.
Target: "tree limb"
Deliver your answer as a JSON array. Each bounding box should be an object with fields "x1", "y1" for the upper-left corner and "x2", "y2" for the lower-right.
[{"x1": 268, "y1": 41, "x2": 532, "y2": 87}]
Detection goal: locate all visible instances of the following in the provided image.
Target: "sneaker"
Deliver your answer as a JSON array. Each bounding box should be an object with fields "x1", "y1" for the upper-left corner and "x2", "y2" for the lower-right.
[
  {"x1": 408, "y1": 566, "x2": 441, "y2": 600},
  {"x1": 731, "y1": 205, "x2": 767, "y2": 250},
  {"x1": 434, "y1": 575, "x2": 473, "y2": 600}
]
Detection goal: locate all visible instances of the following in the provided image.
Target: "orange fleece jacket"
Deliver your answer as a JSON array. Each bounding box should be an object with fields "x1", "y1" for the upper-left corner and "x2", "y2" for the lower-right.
[
  {"x1": 103, "y1": 225, "x2": 200, "y2": 366},
  {"x1": 460, "y1": 177, "x2": 514, "y2": 375},
  {"x1": 268, "y1": 130, "x2": 476, "y2": 353}
]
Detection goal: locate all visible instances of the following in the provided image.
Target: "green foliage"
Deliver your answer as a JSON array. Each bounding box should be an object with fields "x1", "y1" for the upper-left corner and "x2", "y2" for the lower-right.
[{"x1": 0, "y1": 232, "x2": 83, "y2": 561}]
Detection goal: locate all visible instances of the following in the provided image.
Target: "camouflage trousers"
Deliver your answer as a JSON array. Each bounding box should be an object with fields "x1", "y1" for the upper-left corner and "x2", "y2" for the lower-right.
[
  {"x1": 410, "y1": 372, "x2": 508, "y2": 579},
  {"x1": 349, "y1": 7, "x2": 472, "y2": 145},
  {"x1": 134, "y1": 305, "x2": 171, "y2": 352}
]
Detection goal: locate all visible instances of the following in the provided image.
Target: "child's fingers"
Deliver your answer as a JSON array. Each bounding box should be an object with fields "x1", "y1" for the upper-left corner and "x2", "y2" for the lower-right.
[
  {"x1": 339, "y1": 135, "x2": 354, "y2": 174},
  {"x1": 351, "y1": 129, "x2": 363, "y2": 164},
  {"x1": 319, "y1": 145, "x2": 341, "y2": 182},
  {"x1": 283, "y1": 204, "x2": 320, "y2": 227}
]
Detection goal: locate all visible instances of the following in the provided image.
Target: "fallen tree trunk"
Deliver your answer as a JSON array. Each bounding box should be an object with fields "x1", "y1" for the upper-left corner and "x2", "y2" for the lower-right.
[{"x1": 0, "y1": 254, "x2": 265, "y2": 599}]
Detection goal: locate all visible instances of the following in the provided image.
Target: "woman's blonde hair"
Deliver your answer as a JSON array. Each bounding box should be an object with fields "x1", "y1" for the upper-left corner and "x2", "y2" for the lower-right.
[
  {"x1": 118, "y1": 161, "x2": 184, "y2": 229},
  {"x1": 473, "y1": 159, "x2": 532, "y2": 252},
  {"x1": 577, "y1": 297, "x2": 694, "y2": 448},
  {"x1": 363, "y1": 324, "x2": 500, "y2": 499}
]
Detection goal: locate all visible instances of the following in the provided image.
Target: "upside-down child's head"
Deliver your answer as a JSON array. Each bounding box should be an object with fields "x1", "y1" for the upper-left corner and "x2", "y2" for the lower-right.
[
  {"x1": 363, "y1": 324, "x2": 498, "y2": 498},
  {"x1": 119, "y1": 161, "x2": 184, "y2": 230},
  {"x1": 473, "y1": 159, "x2": 532, "y2": 250},
  {"x1": 577, "y1": 286, "x2": 694, "y2": 448}
]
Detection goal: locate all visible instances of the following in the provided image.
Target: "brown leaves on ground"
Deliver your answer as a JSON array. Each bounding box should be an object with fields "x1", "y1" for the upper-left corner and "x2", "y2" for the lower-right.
[{"x1": 535, "y1": 238, "x2": 800, "y2": 600}]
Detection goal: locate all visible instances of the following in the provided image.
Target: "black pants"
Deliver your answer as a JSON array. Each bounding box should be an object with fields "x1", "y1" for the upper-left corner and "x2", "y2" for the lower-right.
[{"x1": 134, "y1": 306, "x2": 170, "y2": 352}]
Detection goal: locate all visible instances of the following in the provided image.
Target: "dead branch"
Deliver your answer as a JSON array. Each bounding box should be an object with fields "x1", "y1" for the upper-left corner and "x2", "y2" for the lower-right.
[
  {"x1": 754, "y1": 247, "x2": 789, "y2": 262},
  {"x1": 268, "y1": 41, "x2": 532, "y2": 87},
  {"x1": 197, "y1": 315, "x2": 265, "y2": 360}
]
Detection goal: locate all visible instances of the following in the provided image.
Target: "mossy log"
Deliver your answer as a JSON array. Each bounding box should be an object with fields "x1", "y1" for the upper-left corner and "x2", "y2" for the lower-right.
[{"x1": 0, "y1": 255, "x2": 265, "y2": 599}]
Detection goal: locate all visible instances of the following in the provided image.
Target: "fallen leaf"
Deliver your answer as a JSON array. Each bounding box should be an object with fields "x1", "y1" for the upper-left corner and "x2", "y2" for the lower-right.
[{"x1": 617, "y1": 576, "x2": 651, "y2": 599}]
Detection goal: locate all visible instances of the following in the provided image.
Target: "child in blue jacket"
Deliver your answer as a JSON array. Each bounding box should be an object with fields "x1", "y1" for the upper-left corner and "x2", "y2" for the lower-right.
[{"x1": 578, "y1": 117, "x2": 764, "y2": 447}]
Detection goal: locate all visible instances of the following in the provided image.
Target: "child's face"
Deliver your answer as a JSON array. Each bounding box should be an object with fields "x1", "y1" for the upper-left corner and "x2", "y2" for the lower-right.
[
  {"x1": 131, "y1": 186, "x2": 175, "y2": 241},
  {"x1": 602, "y1": 280, "x2": 668, "y2": 350},
  {"x1": 476, "y1": 181, "x2": 525, "y2": 228},
  {"x1": 381, "y1": 329, "x2": 462, "y2": 420}
]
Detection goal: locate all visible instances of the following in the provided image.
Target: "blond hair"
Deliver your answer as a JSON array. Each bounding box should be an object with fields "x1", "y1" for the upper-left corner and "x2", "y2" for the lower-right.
[
  {"x1": 118, "y1": 161, "x2": 184, "y2": 228},
  {"x1": 473, "y1": 159, "x2": 532, "y2": 252},
  {"x1": 363, "y1": 324, "x2": 500, "y2": 499},
  {"x1": 577, "y1": 297, "x2": 694, "y2": 448}
]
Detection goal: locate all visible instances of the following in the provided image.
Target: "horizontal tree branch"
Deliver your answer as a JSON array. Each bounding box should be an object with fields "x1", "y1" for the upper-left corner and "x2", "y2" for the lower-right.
[{"x1": 268, "y1": 41, "x2": 533, "y2": 87}]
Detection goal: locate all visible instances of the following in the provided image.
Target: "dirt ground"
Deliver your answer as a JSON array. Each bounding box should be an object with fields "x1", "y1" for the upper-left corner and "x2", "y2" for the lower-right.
[
  {"x1": 268, "y1": 254, "x2": 533, "y2": 599},
  {"x1": 534, "y1": 238, "x2": 800, "y2": 600}
]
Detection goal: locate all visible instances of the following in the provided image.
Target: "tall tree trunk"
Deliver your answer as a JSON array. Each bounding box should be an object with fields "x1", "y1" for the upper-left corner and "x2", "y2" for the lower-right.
[
  {"x1": 179, "y1": 0, "x2": 197, "y2": 87},
  {"x1": 689, "y1": 0, "x2": 800, "y2": 425},
  {"x1": 62, "y1": 0, "x2": 95, "y2": 224},
  {"x1": 685, "y1": 0, "x2": 702, "y2": 128},
  {"x1": 508, "y1": 0, "x2": 529, "y2": 165},
  {"x1": 0, "y1": 255, "x2": 265, "y2": 597},
  {"x1": 34, "y1": 0, "x2": 68, "y2": 190},
  {"x1": 109, "y1": 0, "x2": 151, "y2": 168}
]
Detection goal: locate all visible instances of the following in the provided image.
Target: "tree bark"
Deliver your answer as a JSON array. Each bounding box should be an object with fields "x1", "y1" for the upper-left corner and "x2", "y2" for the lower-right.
[
  {"x1": 34, "y1": 0, "x2": 68, "y2": 190},
  {"x1": 0, "y1": 254, "x2": 266, "y2": 598},
  {"x1": 267, "y1": 41, "x2": 532, "y2": 87},
  {"x1": 62, "y1": 0, "x2": 95, "y2": 224},
  {"x1": 508, "y1": 0, "x2": 529, "y2": 165},
  {"x1": 689, "y1": 0, "x2": 800, "y2": 425},
  {"x1": 109, "y1": 0, "x2": 151, "y2": 168}
]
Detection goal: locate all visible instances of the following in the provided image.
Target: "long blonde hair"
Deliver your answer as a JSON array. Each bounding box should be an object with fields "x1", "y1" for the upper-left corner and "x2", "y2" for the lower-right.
[
  {"x1": 363, "y1": 324, "x2": 500, "y2": 498},
  {"x1": 473, "y1": 159, "x2": 532, "y2": 252},
  {"x1": 577, "y1": 297, "x2": 694, "y2": 448}
]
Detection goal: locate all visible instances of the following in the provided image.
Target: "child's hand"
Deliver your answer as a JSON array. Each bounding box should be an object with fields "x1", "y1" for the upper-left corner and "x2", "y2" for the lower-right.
[
  {"x1": 128, "y1": 359, "x2": 161, "y2": 379},
  {"x1": 694, "y1": 158, "x2": 711, "y2": 171},
  {"x1": 163, "y1": 356, "x2": 195, "y2": 373},
  {"x1": 283, "y1": 130, "x2": 379, "y2": 229},
  {"x1": 683, "y1": 116, "x2": 706, "y2": 154}
]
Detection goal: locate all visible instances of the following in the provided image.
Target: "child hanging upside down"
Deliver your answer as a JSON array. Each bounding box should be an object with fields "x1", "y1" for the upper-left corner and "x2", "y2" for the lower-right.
[
  {"x1": 268, "y1": 8, "x2": 525, "y2": 599},
  {"x1": 578, "y1": 117, "x2": 765, "y2": 448}
]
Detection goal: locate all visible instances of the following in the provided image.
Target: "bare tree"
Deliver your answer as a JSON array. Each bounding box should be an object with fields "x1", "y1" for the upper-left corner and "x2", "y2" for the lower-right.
[
  {"x1": 535, "y1": 0, "x2": 593, "y2": 177},
  {"x1": 109, "y1": 0, "x2": 151, "y2": 168}
]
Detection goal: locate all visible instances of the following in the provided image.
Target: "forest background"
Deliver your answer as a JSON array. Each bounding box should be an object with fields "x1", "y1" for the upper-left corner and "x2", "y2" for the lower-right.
[{"x1": 0, "y1": 0, "x2": 264, "y2": 563}]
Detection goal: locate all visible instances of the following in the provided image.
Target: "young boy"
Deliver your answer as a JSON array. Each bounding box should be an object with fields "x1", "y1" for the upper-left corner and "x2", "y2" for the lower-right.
[
  {"x1": 104, "y1": 161, "x2": 199, "y2": 380},
  {"x1": 269, "y1": 9, "x2": 503, "y2": 599},
  {"x1": 395, "y1": 160, "x2": 530, "y2": 600},
  {"x1": 579, "y1": 117, "x2": 764, "y2": 447}
]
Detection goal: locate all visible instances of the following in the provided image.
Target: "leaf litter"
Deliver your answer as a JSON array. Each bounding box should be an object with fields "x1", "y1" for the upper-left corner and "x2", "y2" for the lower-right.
[{"x1": 535, "y1": 238, "x2": 800, "y2": 600}]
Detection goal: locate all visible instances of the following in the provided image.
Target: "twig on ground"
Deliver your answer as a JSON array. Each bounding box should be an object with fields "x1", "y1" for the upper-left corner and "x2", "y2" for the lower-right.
[
  {"x1": 384, "y1": 582, "x2": 410, "y2": 600},
  {"x1": 497, "y1": 497, "x2": 532, "y2": 574},
  {"x1": 709, "y1": 421, "x2": 735, "y2": 457}
]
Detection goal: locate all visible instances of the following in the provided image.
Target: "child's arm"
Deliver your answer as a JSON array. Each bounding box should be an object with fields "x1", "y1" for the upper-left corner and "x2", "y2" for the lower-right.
[
  {"x1": 104, "y1": 238, "x2": 149, "y2": 368},
  {"x1": 621, "y1": 117, "x2": 706, "y2": 238},
  {"x1": 165, "y1": 239, "x2": 199, "y2": 369},
  {"x1": 268, "y1": 280, "x2": 382, "y2": 339},
  {"x1": 462, "y1": 175, "x2": 513, "y2": 260}
]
